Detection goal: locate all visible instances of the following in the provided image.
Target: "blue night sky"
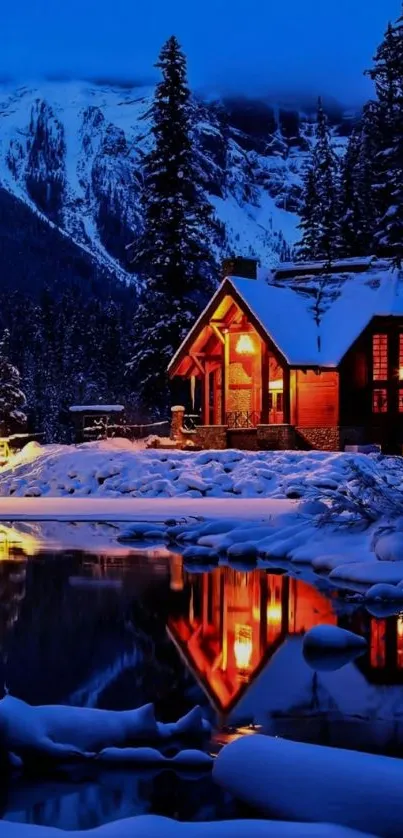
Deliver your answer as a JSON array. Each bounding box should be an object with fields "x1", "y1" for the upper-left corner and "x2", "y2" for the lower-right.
[{"x1": 2, "y1": 0, "x2": 402, "y2": 103}]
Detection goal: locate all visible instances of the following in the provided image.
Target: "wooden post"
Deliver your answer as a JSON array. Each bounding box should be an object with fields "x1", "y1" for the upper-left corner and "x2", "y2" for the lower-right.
[
  {"x1": 261, "y1": 342, "x2": 269, "y2": 424},
  {"x1": 204, "y1": 368, "x2": 210, "y2": 425},
  {"x1": 221, "y1": 332, "x2": 229, "y2": 424},
  {"x1": 283, "y1": 366, "x2": 291, "y2": 424}
]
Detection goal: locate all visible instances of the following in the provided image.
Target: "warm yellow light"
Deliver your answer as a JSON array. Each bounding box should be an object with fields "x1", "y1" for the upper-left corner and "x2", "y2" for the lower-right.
[
  {"x1": 267, "y1": 603, "x2": 282, "y2": 625},
  {"x1": 234, "y1": 624, "x2": 253, "y2": 670},
  {"x1": 399, "y1": 367, "x2": 403, "y2": 381},
  {"x1": 235, "y1": 334, "x2": 255, "y2": 355}
]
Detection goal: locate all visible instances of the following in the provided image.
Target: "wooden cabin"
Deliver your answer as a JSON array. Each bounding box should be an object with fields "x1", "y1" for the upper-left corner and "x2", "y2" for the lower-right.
[{"x1": 168, "y1": 256, "x2": 403, "y2": 452}]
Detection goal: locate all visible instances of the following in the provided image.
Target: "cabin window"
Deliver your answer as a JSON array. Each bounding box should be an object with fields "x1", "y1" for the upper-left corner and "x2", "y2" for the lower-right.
[
  {"x1": 373, "y1": 389, "x2": 388, "y2": 413},
  {"x1": 370, "y1": 620, "x2": 386, "y2": 669},
  {"x1": 372, "y1": 334, "x2": 388, "y2": 380},
  {"x1": 399, "y1": 334, "x2": 403, "y2": 380}
]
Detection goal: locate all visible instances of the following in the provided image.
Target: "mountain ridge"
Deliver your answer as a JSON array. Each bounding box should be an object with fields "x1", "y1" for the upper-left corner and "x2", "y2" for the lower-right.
[{"x1": 0, "y1": 79, "x2": 353, "y2": 289}]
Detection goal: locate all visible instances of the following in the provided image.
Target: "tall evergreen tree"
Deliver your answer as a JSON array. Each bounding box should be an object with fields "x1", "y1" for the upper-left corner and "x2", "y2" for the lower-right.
[
  {"x1": 129, "y1": 36, "x2": 217, "y2": 411},
  {"x1": 297, "y1": 99, "x2": 340, "y2": 262},
  {"x1": 339, "y1": 129, "x2": 363, "y2": 256},
  {"x1": 366, "y1": 11, "x2": 403, "y2": 263},
  {"x1": 0, "y1": 330, "x2": 27, "y2": 435},
  {"x1": 297, "y1": 166, "x2": 321, "y2": 260}
]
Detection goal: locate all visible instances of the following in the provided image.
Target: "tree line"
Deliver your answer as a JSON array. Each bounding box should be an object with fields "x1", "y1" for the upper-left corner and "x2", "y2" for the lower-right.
[{"x1": 298, "y1": 6, "x2": 403, "y2": 265}]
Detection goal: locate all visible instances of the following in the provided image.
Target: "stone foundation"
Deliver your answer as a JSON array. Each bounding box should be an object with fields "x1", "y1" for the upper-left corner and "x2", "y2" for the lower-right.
[
  {"x1": 257, "y1": 425, "x2": 296, "y2": 450},
  {"x1": 295, "y1": 426, "x2": 365, "y2": 452},
  {"x1": 194, "y1": 425, "x2": 228, "y2": 450},
  {"x1": 227, "y1": 429, "x2": 259, "y2": 450}
]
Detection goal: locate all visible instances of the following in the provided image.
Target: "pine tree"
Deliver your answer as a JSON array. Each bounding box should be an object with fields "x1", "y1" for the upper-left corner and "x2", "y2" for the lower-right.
[
  {"x1": 297, "y1": 99, "x2": 340, "y2": 262},
  {"x1": 129, "y1": 36, "x2": 217, "y2": 411},
  {"x1": 366, "y1": 11, "x2": 403, "y2": 263},
  {"x1": 314, "y1": 98, "x2": 341, "y2": 263},
  {"x1": 339, "y1": 129, "x2": 362, "y2": 256},
  {"x1": 0, "y1": 330, "x2": 27, "y2": 435},
  {"x1": 297, "y1": 166, "x2": 321, "y2": 260}
]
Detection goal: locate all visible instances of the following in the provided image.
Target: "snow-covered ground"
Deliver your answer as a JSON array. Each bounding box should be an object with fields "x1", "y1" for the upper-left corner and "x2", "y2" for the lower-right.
[
  {"x1": 0, "y1": 440, "x2": 397, "y2": 503},
  {"x1": 2, "y1": 441, "x2": 403, "y2": 592},
  {"x1": 214, "y1": 734, "x2": 403, "y2": 837}
]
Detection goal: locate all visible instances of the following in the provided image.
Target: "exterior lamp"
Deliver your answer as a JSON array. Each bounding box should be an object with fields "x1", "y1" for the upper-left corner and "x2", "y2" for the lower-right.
[
  {"x1": 234, "y1": 624, "x2": 253, "y2": 670},
  {"x1": 235, "y1": 334, "x2": 255, "y2": 355},
  {"x1": 267, "y1": 602, "x2": 282, "y2": 625}
]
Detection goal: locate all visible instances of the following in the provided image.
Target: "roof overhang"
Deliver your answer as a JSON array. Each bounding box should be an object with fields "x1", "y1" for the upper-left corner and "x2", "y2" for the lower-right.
[{"x1": 168, "y1": 278, "x2": 289, "y2": 377}]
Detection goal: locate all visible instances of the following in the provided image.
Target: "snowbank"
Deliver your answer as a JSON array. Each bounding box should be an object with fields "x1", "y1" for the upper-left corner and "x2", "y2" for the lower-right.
[
  {"x1": 213, "y1": 734, "x2": 403, "y2": 837},
  {"x1": 0, "y1": 696, "x2": 209, "y2": 762},
  {"x1": 0, "y1": 816, "x2": 376, "y2": 838},
  {"x1": 0, "y1": 442, "x2": 397, "y2": 506},
  {"x1": 2, "y1": 443, "x2": 403, "y2": 588}
]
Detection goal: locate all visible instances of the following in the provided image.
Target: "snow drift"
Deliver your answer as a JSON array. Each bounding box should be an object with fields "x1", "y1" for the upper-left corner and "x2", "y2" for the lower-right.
[
  {"x1": 0, "y1": 696, "x2": 209, "y2": 762},
  {"x1": 213, "y1": 734, "x2": 403, "y2": 837}
]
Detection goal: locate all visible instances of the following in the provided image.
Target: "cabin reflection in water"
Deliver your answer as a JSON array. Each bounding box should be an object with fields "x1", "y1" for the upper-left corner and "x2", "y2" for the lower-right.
[
  {"x1": 167, "y1": 566, "x2": 336, "y2": 716},
  {"x1": 167, "y1": 562, "x2": 403, "y2": 723}
]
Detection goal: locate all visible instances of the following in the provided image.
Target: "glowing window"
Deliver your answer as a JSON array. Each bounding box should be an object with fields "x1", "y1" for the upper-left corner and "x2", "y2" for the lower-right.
[
  {"x1": 370, "y1": 620, "x2": 386, "y2": 668},
  {"x1": 372, "y1": 334, "x2": 388, "y2": 380},
  {"x1": 373, "y1": 388, "x2": 388, "y2": 413},
  {"x1": 399, "y1": 335, "x2": 403, "y2": 380}
]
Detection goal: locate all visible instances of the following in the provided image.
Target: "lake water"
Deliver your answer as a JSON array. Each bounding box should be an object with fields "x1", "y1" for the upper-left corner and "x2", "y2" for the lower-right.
[{"x1": 1, "y1": 521, "x2": 403, "y2": 830}]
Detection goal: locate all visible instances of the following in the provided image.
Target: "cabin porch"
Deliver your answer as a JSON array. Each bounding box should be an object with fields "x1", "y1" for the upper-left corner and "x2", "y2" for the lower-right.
[{"x1": 169, "y1": 288, "x2": 291, "y2": 433}]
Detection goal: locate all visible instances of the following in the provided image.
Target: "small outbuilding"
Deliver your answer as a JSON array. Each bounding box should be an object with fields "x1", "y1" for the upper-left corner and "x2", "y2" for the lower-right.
[{"x1": 69, "y1": 405, "x2": 124, "y2": 443}]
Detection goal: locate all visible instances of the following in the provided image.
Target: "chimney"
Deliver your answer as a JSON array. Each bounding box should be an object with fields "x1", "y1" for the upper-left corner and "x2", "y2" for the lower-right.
[{"x1": 222, "y1": 257, "x2": 258, "y2": 280}]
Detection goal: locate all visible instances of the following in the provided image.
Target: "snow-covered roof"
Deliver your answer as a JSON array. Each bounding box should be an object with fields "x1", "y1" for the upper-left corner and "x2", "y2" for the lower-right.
[
  {"x1": 233, "y1": 259, "x2": 403, "y2": 366},
  {"x1": 169, "y1": 258, "x2": 403, "y2": 371},
  {"x1": 69, "y1": 405, "x2": 124, "y2": 413}
]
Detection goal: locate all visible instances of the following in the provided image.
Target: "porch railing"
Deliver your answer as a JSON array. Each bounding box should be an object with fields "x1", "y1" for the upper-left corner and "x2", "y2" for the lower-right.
[
  {"x1": 226, "y1": 411, "x2": 261, "y2": 429},
  {"x1": 183, "y1": 413, "x2": 201, "y2": 432}
]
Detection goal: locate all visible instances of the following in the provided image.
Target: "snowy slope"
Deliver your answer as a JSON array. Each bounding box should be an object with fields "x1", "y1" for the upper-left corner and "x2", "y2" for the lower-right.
[{"x1": 0, "y1": 80, "x2": 350, "y2": 282}]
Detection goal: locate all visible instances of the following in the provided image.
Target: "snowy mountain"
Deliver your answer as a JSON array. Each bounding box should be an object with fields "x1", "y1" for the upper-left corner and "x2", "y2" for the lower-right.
[{"x1": 0, "y1": 79, "x2": 351, "y2": 284}]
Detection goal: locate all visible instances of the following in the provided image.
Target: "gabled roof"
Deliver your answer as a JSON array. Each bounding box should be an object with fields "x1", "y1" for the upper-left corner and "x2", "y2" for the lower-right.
[{"x1": 169, "y1": 258, "x2": 403, "y2": 371}]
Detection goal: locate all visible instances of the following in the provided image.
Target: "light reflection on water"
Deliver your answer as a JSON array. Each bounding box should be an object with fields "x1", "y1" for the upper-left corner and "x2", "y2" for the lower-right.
[{"x1": 1, "y1": 522, "x2": 403, "y2": 828}]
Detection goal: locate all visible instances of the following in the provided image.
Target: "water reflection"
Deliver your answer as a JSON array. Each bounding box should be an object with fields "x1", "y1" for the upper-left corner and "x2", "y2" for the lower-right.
[
  {"x1": 167, "y1": 569, "x2": 336, "y2": 720},
  {"x1": 1, "y1": 531, "x2": 403, "y2": 745}
]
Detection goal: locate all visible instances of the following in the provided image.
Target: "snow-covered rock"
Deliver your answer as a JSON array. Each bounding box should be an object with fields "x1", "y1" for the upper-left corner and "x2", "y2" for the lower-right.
[
  {"x1": 374, "y1": 533, "x2": 403, "y2": 562},
  {"x1": 301, "y1": 625, "x2": 367, "y2": 671},
  {"x1": 329, "y1": 561, "x2": 403, "y2": 587},
  {"x1": 0, "y1": 696, "x2": 209, "y2": 762},
  {"x1": 303, "y1": 625, "x2": 366, "y2": 651},
  {"x1": 302, "y1": 626, "x2": 366, "y2": 671},
  {"x1": 364, "y1": 583, "x2": 403, "y2": 602},
  {"x1": 213, "y1": 734, "x2": 403, "y2": 837}
]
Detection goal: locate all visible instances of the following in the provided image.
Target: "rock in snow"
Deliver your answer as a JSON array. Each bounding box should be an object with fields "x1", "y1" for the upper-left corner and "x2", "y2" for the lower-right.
[
  {"x1": 213, "y1": 734, "x2": 403, "y2": 837},
  {"x1": 375, "y1": 532, "x2": 403, "y2": 562},
  {"x1": 303, "y1": 625, "x2": 367, "y2": 651},
  {"x1": 0, "y1": 696, "x2": 209, "y2": 762},
  {"x1": 302, "y1": 625, "x2": 367, "y2": 671},
  {"x1": 364, "y1": 583, "x2": 403, "y2": 602}
]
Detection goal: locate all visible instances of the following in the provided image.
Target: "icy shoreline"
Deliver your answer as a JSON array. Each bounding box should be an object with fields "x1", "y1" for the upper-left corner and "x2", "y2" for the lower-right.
[{"x1": 2, "y1": 441, "x2": 403, "y2": 591}]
